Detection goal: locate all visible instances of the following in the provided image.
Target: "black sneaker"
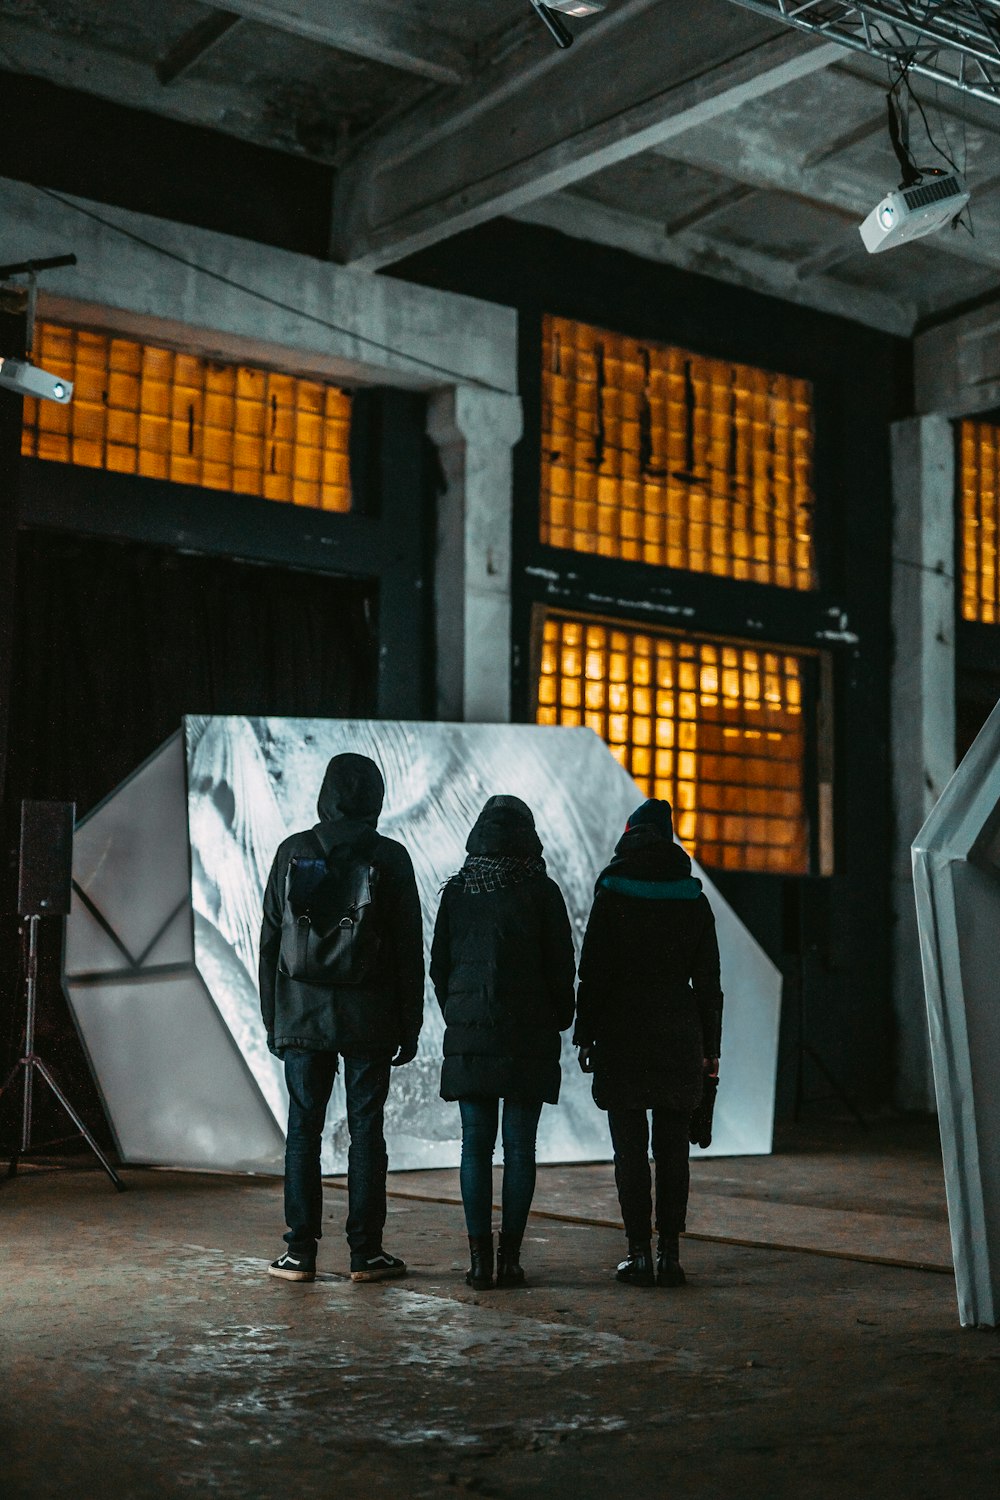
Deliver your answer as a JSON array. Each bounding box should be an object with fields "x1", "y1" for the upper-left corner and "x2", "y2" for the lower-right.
[
  {"x1": 268, "y1": 1251, "x2": 315, "y2": 1282},
  {"x1": 615, "y1": 1245, "x2": 655, "y2": 1287},
  {"x1": 350, "y1": 1250, "x2": 407, "y2": 1283}
]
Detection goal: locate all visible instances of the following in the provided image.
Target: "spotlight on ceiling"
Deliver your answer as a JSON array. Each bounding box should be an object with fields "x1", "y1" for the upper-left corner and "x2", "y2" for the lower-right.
[
  {"x1": 859, "y1": 173, "x2": 970, "y2": 253},
  {"x1": 530, "y1": 0, "x2": 606, "y2": 50}
]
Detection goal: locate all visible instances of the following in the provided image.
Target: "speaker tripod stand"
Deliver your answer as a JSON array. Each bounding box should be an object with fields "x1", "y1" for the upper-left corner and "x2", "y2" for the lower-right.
[{"x1": 1, "y1": 912, "x2": 124, "y2": 1190}]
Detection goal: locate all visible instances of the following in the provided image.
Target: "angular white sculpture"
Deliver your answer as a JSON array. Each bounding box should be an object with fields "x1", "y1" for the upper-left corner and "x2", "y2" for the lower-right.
[
  {"x1": 64, "y1": 717, "x2": 782, "y2": 1175},
  {"x1": 913, "y1": 704, "x2": 1000, "y2": 1327}
]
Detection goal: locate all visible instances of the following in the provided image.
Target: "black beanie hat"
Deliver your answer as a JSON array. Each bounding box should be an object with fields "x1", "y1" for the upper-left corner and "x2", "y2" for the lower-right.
[{"x1": 625, "y1": 798, "x2": 674, "y2": 839}]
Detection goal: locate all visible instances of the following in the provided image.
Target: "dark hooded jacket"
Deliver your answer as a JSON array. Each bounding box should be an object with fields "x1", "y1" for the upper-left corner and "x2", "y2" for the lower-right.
[
  {"x1": 259, "y1": 753, "x2": 424, "y2": 1057},
  {"x1": 574, "y1": 817, "x2": 723, "y2": 1113},
  {"x1": 430, "y1": 797, "x2": 576, "y2": 1105}
]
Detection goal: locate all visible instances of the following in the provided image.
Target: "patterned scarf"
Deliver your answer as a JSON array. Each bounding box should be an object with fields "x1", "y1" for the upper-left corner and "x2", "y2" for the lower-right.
[{"x1": 452, "y1": 854, "x2": 547, "y2": 894}]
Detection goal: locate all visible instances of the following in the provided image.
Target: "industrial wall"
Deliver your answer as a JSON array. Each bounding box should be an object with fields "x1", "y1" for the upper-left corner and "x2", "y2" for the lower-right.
[{"x1": 392, "y1": 219, "x2": 914, "y2": 1116}]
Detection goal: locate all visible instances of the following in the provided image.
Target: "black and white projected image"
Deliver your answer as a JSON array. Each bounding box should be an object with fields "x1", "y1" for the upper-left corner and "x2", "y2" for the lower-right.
[{"x1": 185, "y1": 715, "x2": 782, "y2": 1173}]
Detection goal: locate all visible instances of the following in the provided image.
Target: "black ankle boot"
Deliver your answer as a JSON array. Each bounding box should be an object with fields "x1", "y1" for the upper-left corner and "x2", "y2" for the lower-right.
[
  {"x1": 496, "y1": 1232, "x2": 526, "y2": 1289},
  {"x1": 656, "y1": 1235, "x2": 686, "y2": 1287},
  {"x1": 616, "y1": 1242, "x2": 655, "y2": 1286},
  {"x1": 466, "y1": 1233, "x2": 494, "y2": 1290}
]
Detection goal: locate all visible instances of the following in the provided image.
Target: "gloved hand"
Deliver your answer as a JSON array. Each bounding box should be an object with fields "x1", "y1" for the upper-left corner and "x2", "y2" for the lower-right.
[
  {"x1": 392, "y1": 1039, "x2": 418, "y2": 1067},
  {"x1": 578, "y1": 1045, "x2": 594, "y2": 1074}
]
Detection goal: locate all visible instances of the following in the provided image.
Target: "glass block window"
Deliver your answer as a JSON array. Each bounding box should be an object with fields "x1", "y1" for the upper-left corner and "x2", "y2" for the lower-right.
[
  {"x1": 960, "y1": 419, "x2": 1000, "y2": 623},
  {"x1": 21, "y1": 320, "x2": 352, "y2": 511},
  {"x1": 537, "y1": 611, "x2": 811, "y2": 874},
  {"x1": 541, "y1": 314, "x2": 815, "y2": 589}
]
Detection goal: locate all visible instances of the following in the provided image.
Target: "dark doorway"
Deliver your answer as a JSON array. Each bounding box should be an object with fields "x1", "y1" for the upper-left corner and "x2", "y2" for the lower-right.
[
  {"x1": 1, "y1": 529, "x2": 378, "y2": 1158},
  {"x1": 956, "y1": 665, "x2": 1000, "y2": 765}
]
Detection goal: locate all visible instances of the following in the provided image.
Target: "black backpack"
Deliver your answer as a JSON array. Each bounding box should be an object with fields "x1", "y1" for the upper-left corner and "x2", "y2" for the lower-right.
[{"x1": 279, "y1": 833, "x2": 382, "y2": 986}]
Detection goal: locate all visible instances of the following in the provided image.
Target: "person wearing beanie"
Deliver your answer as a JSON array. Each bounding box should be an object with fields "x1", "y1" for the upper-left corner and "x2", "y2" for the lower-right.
[
  {"x1": 259, "y1": 752, "x2": 424, "y2": 1285},
  {"x1": 431, "y1": 795, "x2": 576, "y2": 1290},
  {"x1": 575, "y1": 798, "x2": 723, "y2": 1288}
]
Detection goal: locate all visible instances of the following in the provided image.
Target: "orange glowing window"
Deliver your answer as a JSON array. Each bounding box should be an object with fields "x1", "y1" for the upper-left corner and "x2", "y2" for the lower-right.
[
  {"x1": 960, "y1": 419, "x2": 1000, "y2": 623},
  {"x1": 21, "y1": 320, "x2": 352, "y2": 512},
  {"x1": 541, "y1": 315, "x2": 815, "y2": 589},
  {"x1": 537, "y1": 610, "x2": 812, "y2": 874}
]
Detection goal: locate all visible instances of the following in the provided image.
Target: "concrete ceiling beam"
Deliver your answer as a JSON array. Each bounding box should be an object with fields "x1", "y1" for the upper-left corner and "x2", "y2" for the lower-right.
[
  {"x1": 219, "y1": 0, "x2": 470, "y2": 85},
  {"x1": 666, "y1": 184, "x2": 759, "y2": 236},
  {"x1": 512, "y1": 189, "x2": 916, "y2": 334},
  {"x1": 0, "y1": 19, "x2": 270, "y2": 143},
  {"x1": 801, "y1": 110, "x2": 885, "y2": 169},
  {"x1": 649, "y1": 132, "x2": 1000, "y2": 273},
  {"x1": 156, "y1": 10, "x2": 244, "y2": 87},
  {"x1": 331, "y1": 0, "x2": 843, "y2": 269}
]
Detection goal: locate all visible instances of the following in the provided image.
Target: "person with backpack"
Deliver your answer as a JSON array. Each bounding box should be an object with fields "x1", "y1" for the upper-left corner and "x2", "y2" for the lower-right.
[
  {"x1": 259, "y1": 752, "x2": 424, "y2": 1284},
  {"x1": 430, "y1": 794, "x2": 576, "y2": 1291},
  {"x1": 575, "y1": 798, "x2": 723, "y2": 1289}
]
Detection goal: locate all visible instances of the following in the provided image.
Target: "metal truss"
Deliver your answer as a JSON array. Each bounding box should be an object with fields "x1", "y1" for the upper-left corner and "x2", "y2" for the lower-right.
[{"x1": 724, "y1": 2, "x2": 1000, "y2": 105}]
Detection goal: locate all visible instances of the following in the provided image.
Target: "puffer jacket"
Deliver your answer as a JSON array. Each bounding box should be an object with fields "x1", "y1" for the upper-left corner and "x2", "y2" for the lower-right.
[
  {"x1": 259, "y1": 753, "x2": 424, "y2": 1058},
  {"x1": 430, "y1": 804, "x2": 576, "y2": 1105},
  {"x1": 574, "y1": 825, "x2": 723, "y2": 1113}
]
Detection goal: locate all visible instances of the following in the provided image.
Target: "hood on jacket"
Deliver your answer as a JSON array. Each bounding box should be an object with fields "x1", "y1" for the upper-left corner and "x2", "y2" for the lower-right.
[
  {"x1": 316, "y1": 754, "x2": 384, "y2": 830},
  {"x1": 466, "y1": 794, "x2": 543, "y2": 859},
  {"x1": 595, "y1": 819, "x2": 694, "y2": 892}
]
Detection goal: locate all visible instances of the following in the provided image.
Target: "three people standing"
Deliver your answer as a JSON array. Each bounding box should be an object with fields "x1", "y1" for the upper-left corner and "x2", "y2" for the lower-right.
[{"x1": 259, "y1": 751, "x2": 723, "y2": 1291}]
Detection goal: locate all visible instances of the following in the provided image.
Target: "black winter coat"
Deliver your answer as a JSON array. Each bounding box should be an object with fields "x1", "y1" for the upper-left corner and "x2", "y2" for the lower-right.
[
  {"x1": 259, "y1": 759, "x2": 424, "y2": 1058},
  {"x1": 574, "y1": 827, "x2": 723, "y2": 1113},
  {"x1": 431, "y1": 872, "x2": 576, "y2": 1106}
]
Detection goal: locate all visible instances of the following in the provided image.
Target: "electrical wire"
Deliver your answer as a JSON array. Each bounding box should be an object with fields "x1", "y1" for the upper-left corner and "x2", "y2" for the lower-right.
[
  {"x1": 28, "y1": 185, "x2": 515, "y2": 397},
  {"x1": 883, "y1": 49, "x2": 974, "y2": 236},
  {"x1": 20, "y1": 173, "x2": 962, "y2": 589}
]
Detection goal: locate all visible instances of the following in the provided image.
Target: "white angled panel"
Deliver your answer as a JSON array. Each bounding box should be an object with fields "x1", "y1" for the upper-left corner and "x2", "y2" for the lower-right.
[{"x1": 913, "y1": 697, "x2": 1000, "y2": 1326}]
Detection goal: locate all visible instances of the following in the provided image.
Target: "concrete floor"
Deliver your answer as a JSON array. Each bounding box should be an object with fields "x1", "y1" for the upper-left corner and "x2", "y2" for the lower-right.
[{"x1": 2, "y1": 1120, "x2": 998, "y2": 1500}]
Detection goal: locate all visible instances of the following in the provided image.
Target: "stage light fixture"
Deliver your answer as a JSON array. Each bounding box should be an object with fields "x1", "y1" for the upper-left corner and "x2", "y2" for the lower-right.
[
  {"x1": 0, "y1": 355, "x2": 73, "y2": 402},
  {"x1": 859, "y1": 172, "x2": 969, "y2": 253},
  {"x1": 530, "y1": 0, "x2": 605, "y2": 50}
]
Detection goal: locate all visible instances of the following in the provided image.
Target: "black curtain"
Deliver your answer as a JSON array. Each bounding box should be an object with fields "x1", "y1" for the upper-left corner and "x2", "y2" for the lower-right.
[{"x1": 1, "y1": 529, "x2": 378, "y2": 1157}]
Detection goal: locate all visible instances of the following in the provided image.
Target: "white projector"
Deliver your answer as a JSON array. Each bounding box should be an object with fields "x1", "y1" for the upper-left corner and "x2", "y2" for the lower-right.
[
  {"x1": 859, "y1": 174, "x2": 969, "y2": 254},
  {"x1": 0, "y1": 355, "x2": 73, "y2": 403}
]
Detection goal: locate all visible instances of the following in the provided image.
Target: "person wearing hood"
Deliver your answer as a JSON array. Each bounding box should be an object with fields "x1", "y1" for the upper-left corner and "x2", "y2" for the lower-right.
[
  {"x1": 575, "y1": 798, "x2": 723, "y2": 1289},
  {"x1": 430, "y1": 795, "x2": 576, "y2": 1290},
  {"x1": 259, "y1": 752, "x2": 424, "y2": 1285}
]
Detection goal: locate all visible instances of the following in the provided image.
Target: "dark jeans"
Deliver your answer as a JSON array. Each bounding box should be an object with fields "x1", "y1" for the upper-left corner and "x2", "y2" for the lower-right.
[
  {"x1": 606, "y1": 1107, "x2": 691, "y2": 1248},
  {"x1": 283, "y1": 1048, "x2": 391, "y2": 1261},
  {"x1": 458, "y1": 1096, "x2": 543, "y2": 1241}
]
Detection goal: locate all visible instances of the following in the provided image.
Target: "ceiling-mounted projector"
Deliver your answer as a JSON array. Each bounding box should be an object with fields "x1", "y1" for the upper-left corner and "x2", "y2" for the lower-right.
[
  {"x1": 859, "y1": 173, "x2": 969, "y2": 254},
  {"x1": 0, "y1": 355, "x2": 73, "y2": 402}
]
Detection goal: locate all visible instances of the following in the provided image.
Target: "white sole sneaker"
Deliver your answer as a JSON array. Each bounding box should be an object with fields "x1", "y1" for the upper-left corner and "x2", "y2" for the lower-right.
[{"x1": 268, "y1": 1259, "x2": 315, "y2": 1282}]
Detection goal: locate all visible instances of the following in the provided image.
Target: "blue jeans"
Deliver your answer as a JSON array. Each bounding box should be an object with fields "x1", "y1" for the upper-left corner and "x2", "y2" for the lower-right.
[
  {"x1": 458, "y1": 1096, "x2": 543, "y2": 1241},
  {"x1": 283, "y1": 1048, "x2": 390, "y2": 1261}
]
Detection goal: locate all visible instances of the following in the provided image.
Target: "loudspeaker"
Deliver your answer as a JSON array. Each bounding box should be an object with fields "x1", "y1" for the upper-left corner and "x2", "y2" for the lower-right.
[{"x1": 17, "y1": 800, "x2": 75, "y2": 916}]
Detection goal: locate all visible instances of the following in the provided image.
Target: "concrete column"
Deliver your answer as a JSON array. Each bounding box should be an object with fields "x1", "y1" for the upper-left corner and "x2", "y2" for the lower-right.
[
  {"x1": 427, "y1": 387, "x2": 523, "y2": 723},
  {"x1": 891, "y1": 415, "x2": 955, "y2": 1111}
]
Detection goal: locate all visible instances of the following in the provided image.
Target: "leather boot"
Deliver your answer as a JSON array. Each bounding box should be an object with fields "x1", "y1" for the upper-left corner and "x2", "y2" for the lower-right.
[
  {"x1": 615, "y1": 1241, "x2": 655, "y2": 1286},
  {"x1": 656, "y1": 1235, "x2": 686, "y2": 1287},
  {"x1": 496, "y1": 1231, "x2": 526, "y2": 1289},
  {"x1": 465, "y1": 1233, "x2": 494, "y2": 1290}
]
